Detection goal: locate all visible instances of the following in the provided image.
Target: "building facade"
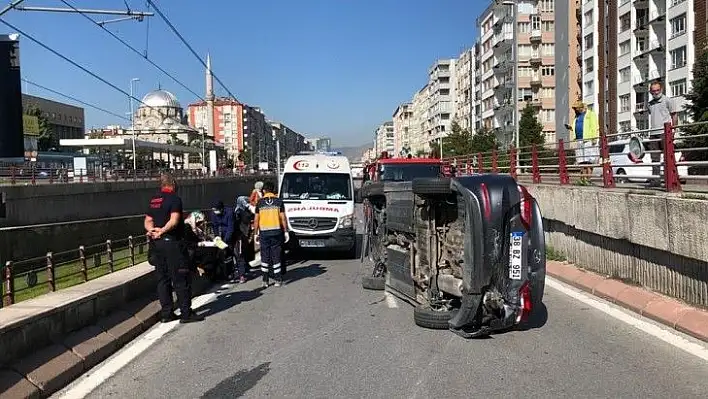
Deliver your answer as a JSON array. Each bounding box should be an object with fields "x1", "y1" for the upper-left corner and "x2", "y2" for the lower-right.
[
  {"x1": 270, "y1": 121, "x2": 310, "y2": 160},
  {"x1": 454, "y1": 47, "x2": 478, "y2": 132},
  {"x1": 392, "y1": 103, "x2": 413, "y2": 156},
  {"x1": 581, "y1": 0, "x2": 696, "y2": 137},
  {"x1": 425, "y1": 59, "x2": 457, "y2": 143},
  {"x1": 21, "y1": 94, "x2": 85, "y2": 144},
  {"x1": 555, "y1": 0, "x2": 583, "y2": 141},
  {"x1": 374, "y1": 121, "x2": 395, "y2": 154}
]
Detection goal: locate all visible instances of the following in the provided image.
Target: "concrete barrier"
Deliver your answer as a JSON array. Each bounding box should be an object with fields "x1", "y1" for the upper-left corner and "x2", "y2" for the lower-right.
[
  {"x1": 0, "y1": 176, "x2": 275, "y2": 227},
  {"x1": 528, "y1": 184, "x2": 708, "y2": 308}
]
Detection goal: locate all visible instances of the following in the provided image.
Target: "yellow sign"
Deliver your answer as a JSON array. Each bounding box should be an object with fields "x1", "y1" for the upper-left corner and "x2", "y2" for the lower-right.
[{"x1": 23, "y1": 114, "x2": 40, "y2": 136}]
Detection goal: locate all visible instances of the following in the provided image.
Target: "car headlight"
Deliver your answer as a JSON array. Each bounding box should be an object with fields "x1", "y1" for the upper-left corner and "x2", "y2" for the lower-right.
[{"x1": 338, "y1": 214, "x2": 353, "y2": 229}]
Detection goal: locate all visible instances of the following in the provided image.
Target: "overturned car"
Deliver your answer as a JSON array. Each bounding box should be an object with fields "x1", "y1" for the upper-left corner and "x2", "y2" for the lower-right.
[{"x1": 359, "y1": 174, "x2": 545, "y2": 338}]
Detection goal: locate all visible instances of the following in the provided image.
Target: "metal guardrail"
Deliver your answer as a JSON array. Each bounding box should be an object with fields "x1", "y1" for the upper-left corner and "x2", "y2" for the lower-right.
[
  {"x1": 0, "y1": 167, "x2": 276, "y2": 186},
  {"x1": 442, "y1": 121, "x2": 708, "y2": 194}
]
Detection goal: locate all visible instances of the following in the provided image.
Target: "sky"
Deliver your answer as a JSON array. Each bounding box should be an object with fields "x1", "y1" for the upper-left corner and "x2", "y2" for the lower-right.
[{"x1": 3, "y1": 0, "x2": 487, "y2": 147}]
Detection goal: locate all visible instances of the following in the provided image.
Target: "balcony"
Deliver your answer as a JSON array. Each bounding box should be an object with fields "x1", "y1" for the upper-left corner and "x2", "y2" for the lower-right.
[
  {"x1": 632, "y1": 69, "x2": 664, "y2": 88},
  {"x1": 529, "y1": 98, "x2": 542, "y2": 108},
  {"x1": 634, "y1": 16, "x2": 648, "y2": 32},
  {"x1": 493, "y1": 33, "x2": 513, "y2": 51},
  {"x1": 634, "y1": 102, "x2": 647, "y2": 113},
  {"x1": 530, "y1": 29, "x2": 542, "y2": 43},
  {"x1": 530, "y1": 75, "x2": 542, "y2": 86},
  {"x1": 633, "y1": 39, "x2": 664, "y2": 60},
  {"x1": 530, "y1": 52, "x2": 542, "y2": 65},
  {"x1": 649, "y1": 9, "x2": 666, "y2": 24}
]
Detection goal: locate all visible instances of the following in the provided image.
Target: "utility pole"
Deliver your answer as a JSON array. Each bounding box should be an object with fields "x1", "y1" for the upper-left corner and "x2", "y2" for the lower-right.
[
  {"x1": 129, "y1": 77, "x2": 139, "y2": 171},
  {"x1": 511, "y1": 1, "x2": 520, "y2": 167}
]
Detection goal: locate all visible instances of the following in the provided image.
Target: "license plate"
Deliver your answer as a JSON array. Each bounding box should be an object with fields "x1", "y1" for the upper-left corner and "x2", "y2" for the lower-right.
[
  {"x1": 300, "y1": 239, "x2": 325, "y2": 248},
  {"x1": 509, "y1": 231, "x2": 524, "y2": 280}
]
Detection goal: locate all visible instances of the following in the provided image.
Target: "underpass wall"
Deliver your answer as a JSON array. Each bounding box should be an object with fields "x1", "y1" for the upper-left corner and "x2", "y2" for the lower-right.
[
  {"x1": 0, "y1": 176, "x2": 275, "y2": 227},
  {"x1": 527, "y1": 184, "x2": 708, "y2": 308}
]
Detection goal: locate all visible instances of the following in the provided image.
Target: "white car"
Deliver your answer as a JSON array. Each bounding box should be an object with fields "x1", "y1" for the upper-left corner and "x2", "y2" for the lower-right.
[{"x1": 592, "y1": 139, "x2": 688, "y2": 184}]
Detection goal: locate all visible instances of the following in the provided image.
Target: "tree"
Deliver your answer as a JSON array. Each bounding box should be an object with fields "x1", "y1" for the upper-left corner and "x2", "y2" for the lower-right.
[
  {"x1": 470, "y1": 127, "x2": 498, "y2": 153},
  {"x1": 23, "y1": 105, "x2": 53, "y2": 151},
  {"x1": 440, "y1": 121, "x2": 474, "y2": 157},
  {"x1": 682, "y1": 49, "x2": 708, "y2": 174},
  {"x1": 518, "y1": 103, "x2": 545, "y2": 149}
]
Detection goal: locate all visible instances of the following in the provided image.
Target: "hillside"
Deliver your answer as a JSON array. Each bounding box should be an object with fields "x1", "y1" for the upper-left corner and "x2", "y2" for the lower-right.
[{"x1": 336, "y1": 142, "x2": 373, "y2": 162}]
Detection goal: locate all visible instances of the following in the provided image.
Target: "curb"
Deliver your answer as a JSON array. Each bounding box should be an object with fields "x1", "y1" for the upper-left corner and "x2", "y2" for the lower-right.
[
  {"x1": 547, "y1": 261, "x2": 708, "y2": 343},
  {"x1": 0, "y1": 275, "x2": 215, "y2": 399}
]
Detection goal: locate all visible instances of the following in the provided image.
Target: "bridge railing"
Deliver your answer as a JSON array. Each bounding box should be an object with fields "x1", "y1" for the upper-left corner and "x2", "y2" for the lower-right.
[
  {"x1": 0, "y1": 167, "x2": 276, "y2": 186},
  {"x1": 442, "y1": 121, "x2": 708, "y2": 193}
]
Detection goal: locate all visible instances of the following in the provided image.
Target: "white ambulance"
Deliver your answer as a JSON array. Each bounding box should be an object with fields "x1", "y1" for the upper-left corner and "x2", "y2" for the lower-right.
[{"x1": 279, "y1": 152, "x2": 356, "y2": 258}]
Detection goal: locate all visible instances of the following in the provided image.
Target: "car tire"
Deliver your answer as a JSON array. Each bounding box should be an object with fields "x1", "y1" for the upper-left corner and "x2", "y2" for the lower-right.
[
  {"x1": 362, "y1": 275, "x2": 385, "y2": 290},
  {"x1": 413, "y1": 304, "x2": 456, "y2": 330},
  {"x1": 361, "y1": 183, "x2": 384, "y2": 198},
  {"x1": 412, "y1": 177, "x2": 452, "y2": 196},
  {"x1": 345, "y1": 245, "x2": 357, "y2": 259}
]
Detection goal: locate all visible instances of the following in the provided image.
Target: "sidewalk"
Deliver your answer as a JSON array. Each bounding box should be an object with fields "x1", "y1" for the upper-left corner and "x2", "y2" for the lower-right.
[{"x1": 547, "y1": 260, "x2": 708, "y2": 343}]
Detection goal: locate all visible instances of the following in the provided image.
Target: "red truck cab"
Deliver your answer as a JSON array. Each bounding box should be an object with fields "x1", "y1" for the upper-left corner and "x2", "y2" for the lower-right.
[{"x1": 363, "y1": 153, "x2": 452, "y2": 183}]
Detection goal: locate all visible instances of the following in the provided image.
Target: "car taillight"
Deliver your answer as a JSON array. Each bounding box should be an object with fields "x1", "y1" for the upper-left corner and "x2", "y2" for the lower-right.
[
  {"x1": 516, "y1": 281, "x2": 533, "y2": 324},
  {"x1": 518, "y1": 185, "x2": 532, "y2": 230},
  {"x1": 627, "y1": 153, "x2": 643, "y2": 163},
  {"x1": 480, "y1": 183, "x2": 491, "y2": 221}
]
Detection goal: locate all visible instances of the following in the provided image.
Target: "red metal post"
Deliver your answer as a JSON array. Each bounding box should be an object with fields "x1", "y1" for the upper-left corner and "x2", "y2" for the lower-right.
[
  {"x1": 477, "y1": 152, "x2": 484, "y2": 173},
  {"x1": 510, "y1": 148, "x2": 518, "y2": 179},
  {"x1": 532, "y1": 144, "x2": 541, "y2": 184},
  {"x1": 558, "y1": 139, "x2": 570, "y2": 185},
  {"x1": 662, "y1": 121, "x2": 682, "y2": 193},
  {"x1": 600, "y1": 131, "x2": 615, "y2": 188},
  {"x1": 492, "y1": 150, "x2": 499, "y2": 173}
]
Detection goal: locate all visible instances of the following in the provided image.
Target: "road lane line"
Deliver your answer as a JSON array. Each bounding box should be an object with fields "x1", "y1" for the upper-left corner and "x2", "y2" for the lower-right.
[
  {"x1": 385, "y1": 292, "x2": 399, "y2": 308},
  {"x1": 53, "y1": 289, "x2": 221, "y2": 399},
  {"x1": 547, "y1": 276, "x2": 708, "y2": 362}
]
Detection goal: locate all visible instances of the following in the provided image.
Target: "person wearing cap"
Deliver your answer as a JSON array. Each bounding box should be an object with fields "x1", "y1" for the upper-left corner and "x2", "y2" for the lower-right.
[
  {"x1": 209, "y1": 200, "x2": 235, "y2": 280},
  {"x1": 564, "y1": 100, "x2": 599, "y2": 183},
  {"x1": 249, "y1": 181, "x2": 264, "y2": 206}
]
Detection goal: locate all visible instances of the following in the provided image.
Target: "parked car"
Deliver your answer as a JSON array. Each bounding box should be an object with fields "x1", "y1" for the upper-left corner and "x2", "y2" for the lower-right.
[
  {"x1": 359, "y1": 174, "x2": 545, "y2": 338},
  {"x1": 592, "y1": 139, "x2": 688, "y2": 184}
]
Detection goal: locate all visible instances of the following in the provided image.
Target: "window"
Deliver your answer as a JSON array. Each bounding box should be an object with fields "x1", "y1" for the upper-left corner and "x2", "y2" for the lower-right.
[
  {"x1": 636, "y1": 37, "x2": 646, "y2": 52},
  {"x1": 518, "y1": 88, "x2": 533, "y2": 101},
  {"x1": 619, "y1": 94, "x2": 630, "y2": 112},
  {"x1": 542, "y1": 21, "x2": 554, "y2": 32},
  {"x1": 620, "y1": 13, "x2": 631, "y2": 32},
  {"x1": 670, "y1": 14, "x2": 686, "y2": 38},
  {"x1": 619, "y1": 67, "x2": 630, "y2": 83},
  {"x1": 539, "y1": 0, "x2": 554, "y2": 12},
  {"x1": 518, "y1": 22, "x2": 530, "y2": 33},
  {"x1": 619, "y1": 121, "x2": 631, "y2": 133},
  {"x1": 541, "y1": 66, "x2": 555, "y2": 76},
  {"x1": 541, "y1": 87, "x2": 555, "y2": 98},
  {"x1": 518, "y1": 44, "x2": 532, "y2": 57},
  {"x1": 584, "y1": 80, "x2": 594, "y2": 95},
  {"x1": 619, "y1": 40, "x2": 631, "y2": 56},
  {"x1": 585, "y1": 57, "x2": 594, "y2": 73},
  {"x1": 518, "y1": 66, "x2": 532, "y2": 77},
  {"x1": 542, "y1": 43, "x2": 554, "y2": 56},
  {"x1": 584, "y1": 33, "x2": 594, "y2": 50},
  {"x1": 670, "y1": 46, "x2": 687, "y2": 69},
  {"x1": 584, "y1": 10, "x2": 593, "y2": 27},
  {"x1": 531, "y1": 14, "x2": 541, "y2": 30},
  {"x1": 670, "y1": 79, "x2": 687, "y2": 97},
  {"x1": 281, "y1": 172, "x2": 353, "y2": 198},
  {"x1": 540, "y1": 109, "x2": 555, "y2": 122},
  {"x1": 671, "y1": 0, "x2": 686, "y2": 6}
]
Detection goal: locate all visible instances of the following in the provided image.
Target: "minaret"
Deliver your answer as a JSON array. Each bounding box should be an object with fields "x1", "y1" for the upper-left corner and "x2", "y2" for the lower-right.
[{"x1": 205, "y1": 53, "x2": 215, "y2": 141}]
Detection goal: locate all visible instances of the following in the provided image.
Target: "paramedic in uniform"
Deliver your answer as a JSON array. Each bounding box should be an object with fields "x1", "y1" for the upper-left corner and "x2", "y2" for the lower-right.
[
  {"x1": 145, "y1": 173, "x2": 204, "y2": 324},
  {"x1": 254, "y1": 180, "x2": 289, "y2": 288}
]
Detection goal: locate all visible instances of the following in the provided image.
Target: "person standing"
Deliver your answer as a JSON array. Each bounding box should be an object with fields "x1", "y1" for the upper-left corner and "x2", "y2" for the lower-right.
[
  {"x1": 145, "y1": 173, "x2": 204, "y2": 324},
  {"x1": 254, "y1": 181, "x2": 289, "y2": 288},
  {"x1": 564, "y1": 101, "x2": 600, "y2": 183},
  {"x1": 249, "y1": 181, "x2": 264, "y2": 206},
  {"x1": 647, "y1": 81, "x2": 680, "y2": 186},
  {"x1": 233, "y1": 196, "x2": 254, "y2": 283}
]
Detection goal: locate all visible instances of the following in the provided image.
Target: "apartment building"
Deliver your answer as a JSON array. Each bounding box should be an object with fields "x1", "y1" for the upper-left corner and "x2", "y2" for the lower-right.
[
  {"x1": 424, "y1": 59, "x2": 457, "y2": 143},
  {"x1": 477, "y1": 0, "x2": 559, "y2": 146},
  {"x1": 392, "y1": 103, "x2": 413, "y2": 156},
  {"x1": 374, "y1": 121, "x2": 395, "y2": 155},
  {"x1": 454, "y1": 47, "x2": 478, "y2": 132},
  {"x1": 581, "y1": 0, "x2": 696, "y2": 137},
  {"x1": 555, "y1": 0, "x2": 583, "y2": 141},
  {"x1": 409, "y1": 84, "x2": 430, "y2": 155}
]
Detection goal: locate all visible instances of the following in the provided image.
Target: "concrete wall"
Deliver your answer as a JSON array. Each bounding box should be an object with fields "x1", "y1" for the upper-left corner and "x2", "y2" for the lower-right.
[
  {"x1": 0, "y1": 176, "x2": 274, "y2": 227},
  {"x1": 528, "y1": 184, "x2": 708, "y2": 308}
]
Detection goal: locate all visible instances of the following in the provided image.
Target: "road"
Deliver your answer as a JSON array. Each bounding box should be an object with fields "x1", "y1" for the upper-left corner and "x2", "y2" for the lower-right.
[{"x1": 58, "y1": 229, "x2": 708, "y2": 398}]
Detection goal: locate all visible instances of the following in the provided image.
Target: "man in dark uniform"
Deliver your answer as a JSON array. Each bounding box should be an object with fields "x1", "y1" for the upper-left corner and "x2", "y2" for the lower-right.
[
  {"x1": 145, "y1": 173, "x2": 204, "y2": 324},
  {"x1": 254, "y1": 181, "x2": 289, "y2": 288}
]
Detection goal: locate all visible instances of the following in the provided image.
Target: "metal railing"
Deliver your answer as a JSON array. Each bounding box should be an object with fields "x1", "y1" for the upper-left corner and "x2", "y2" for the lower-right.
[
  {"x1": 0, "y1": 167, "x2": 275, "y2": 186},
  {"x1": 441, "y1": 121, "x2": 708, "y2": 194},
  {"x1": 1, "y1": 235, "x2": 150, "y2": 307}
]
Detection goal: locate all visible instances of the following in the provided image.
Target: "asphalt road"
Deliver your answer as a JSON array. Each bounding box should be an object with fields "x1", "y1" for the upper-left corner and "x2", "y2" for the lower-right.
[{"x1": 69, "y1": 224, "x2": 708, "y2": 398}]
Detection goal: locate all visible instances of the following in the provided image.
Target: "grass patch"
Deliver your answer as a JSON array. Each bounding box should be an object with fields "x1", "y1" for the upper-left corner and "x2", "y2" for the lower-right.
[{"x1": 546, "y1": 246, "x2": 567, "y2": 262}]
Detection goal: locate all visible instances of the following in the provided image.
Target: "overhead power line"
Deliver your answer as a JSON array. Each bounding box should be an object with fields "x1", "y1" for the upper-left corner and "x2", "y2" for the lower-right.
[
  {"x1": 22, "y1": 78, "x2": 131, "y2": 121},
  {"x1": 0, "y1": 17, "x2": 172, "y2": 119},
  {"x1": 59, "y1": 0, "x2": 205, "y2": 102},
  {"x1": 146, "y1": 0, "x2": 241, "y2": 103}
]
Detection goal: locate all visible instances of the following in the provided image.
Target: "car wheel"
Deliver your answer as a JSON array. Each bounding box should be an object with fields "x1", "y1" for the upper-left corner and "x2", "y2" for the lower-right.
[
  {"x1": 615, "y1": 169, "x2": 628, "y2": 184},
  {"x1": 362, "y1": 275, "x2": 385, "y2": 290},
  {"x1": 412, "y1": 177, "x2": 452, "y2": 195},
  {"x1": 413, "y1": 304, "x2": 456, "y2": 330},
  {"x1": 531, "y1": 268, "x2": 545, "y2": 309}
]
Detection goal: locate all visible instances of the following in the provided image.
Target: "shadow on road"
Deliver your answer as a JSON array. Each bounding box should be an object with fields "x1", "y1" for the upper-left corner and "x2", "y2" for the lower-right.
[
  {"x1": 196, "y1": 286, "x2": 265, "y2": 318},
  {"x1": 283, "y1": 263, "x2": 327, "y2": 285},
  {"x1": 201, "y1": 362, "x2": 271, "y2": 398}
]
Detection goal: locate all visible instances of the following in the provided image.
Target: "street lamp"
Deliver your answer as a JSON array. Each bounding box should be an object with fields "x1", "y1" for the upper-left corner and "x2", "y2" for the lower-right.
[{"x1": 129, "y1": 77, "x2": 139, "y2": 170}]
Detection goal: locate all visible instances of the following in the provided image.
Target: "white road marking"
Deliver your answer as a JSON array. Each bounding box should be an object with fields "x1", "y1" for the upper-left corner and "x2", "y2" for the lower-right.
[
  {"x1": 546, "y1": 276, "x2": 708, "y2": 362},
  {"x1": 385, "y1": 292, "x2": 399, "y2": 308},
  {"x1": 53, "y1": 289, "x2": 222, "y2": 399}
]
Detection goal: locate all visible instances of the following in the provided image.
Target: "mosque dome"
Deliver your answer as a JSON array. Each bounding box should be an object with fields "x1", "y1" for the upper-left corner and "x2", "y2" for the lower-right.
[{"x1": 140, "y1": 89, "x2": 181, "y2": 109}]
